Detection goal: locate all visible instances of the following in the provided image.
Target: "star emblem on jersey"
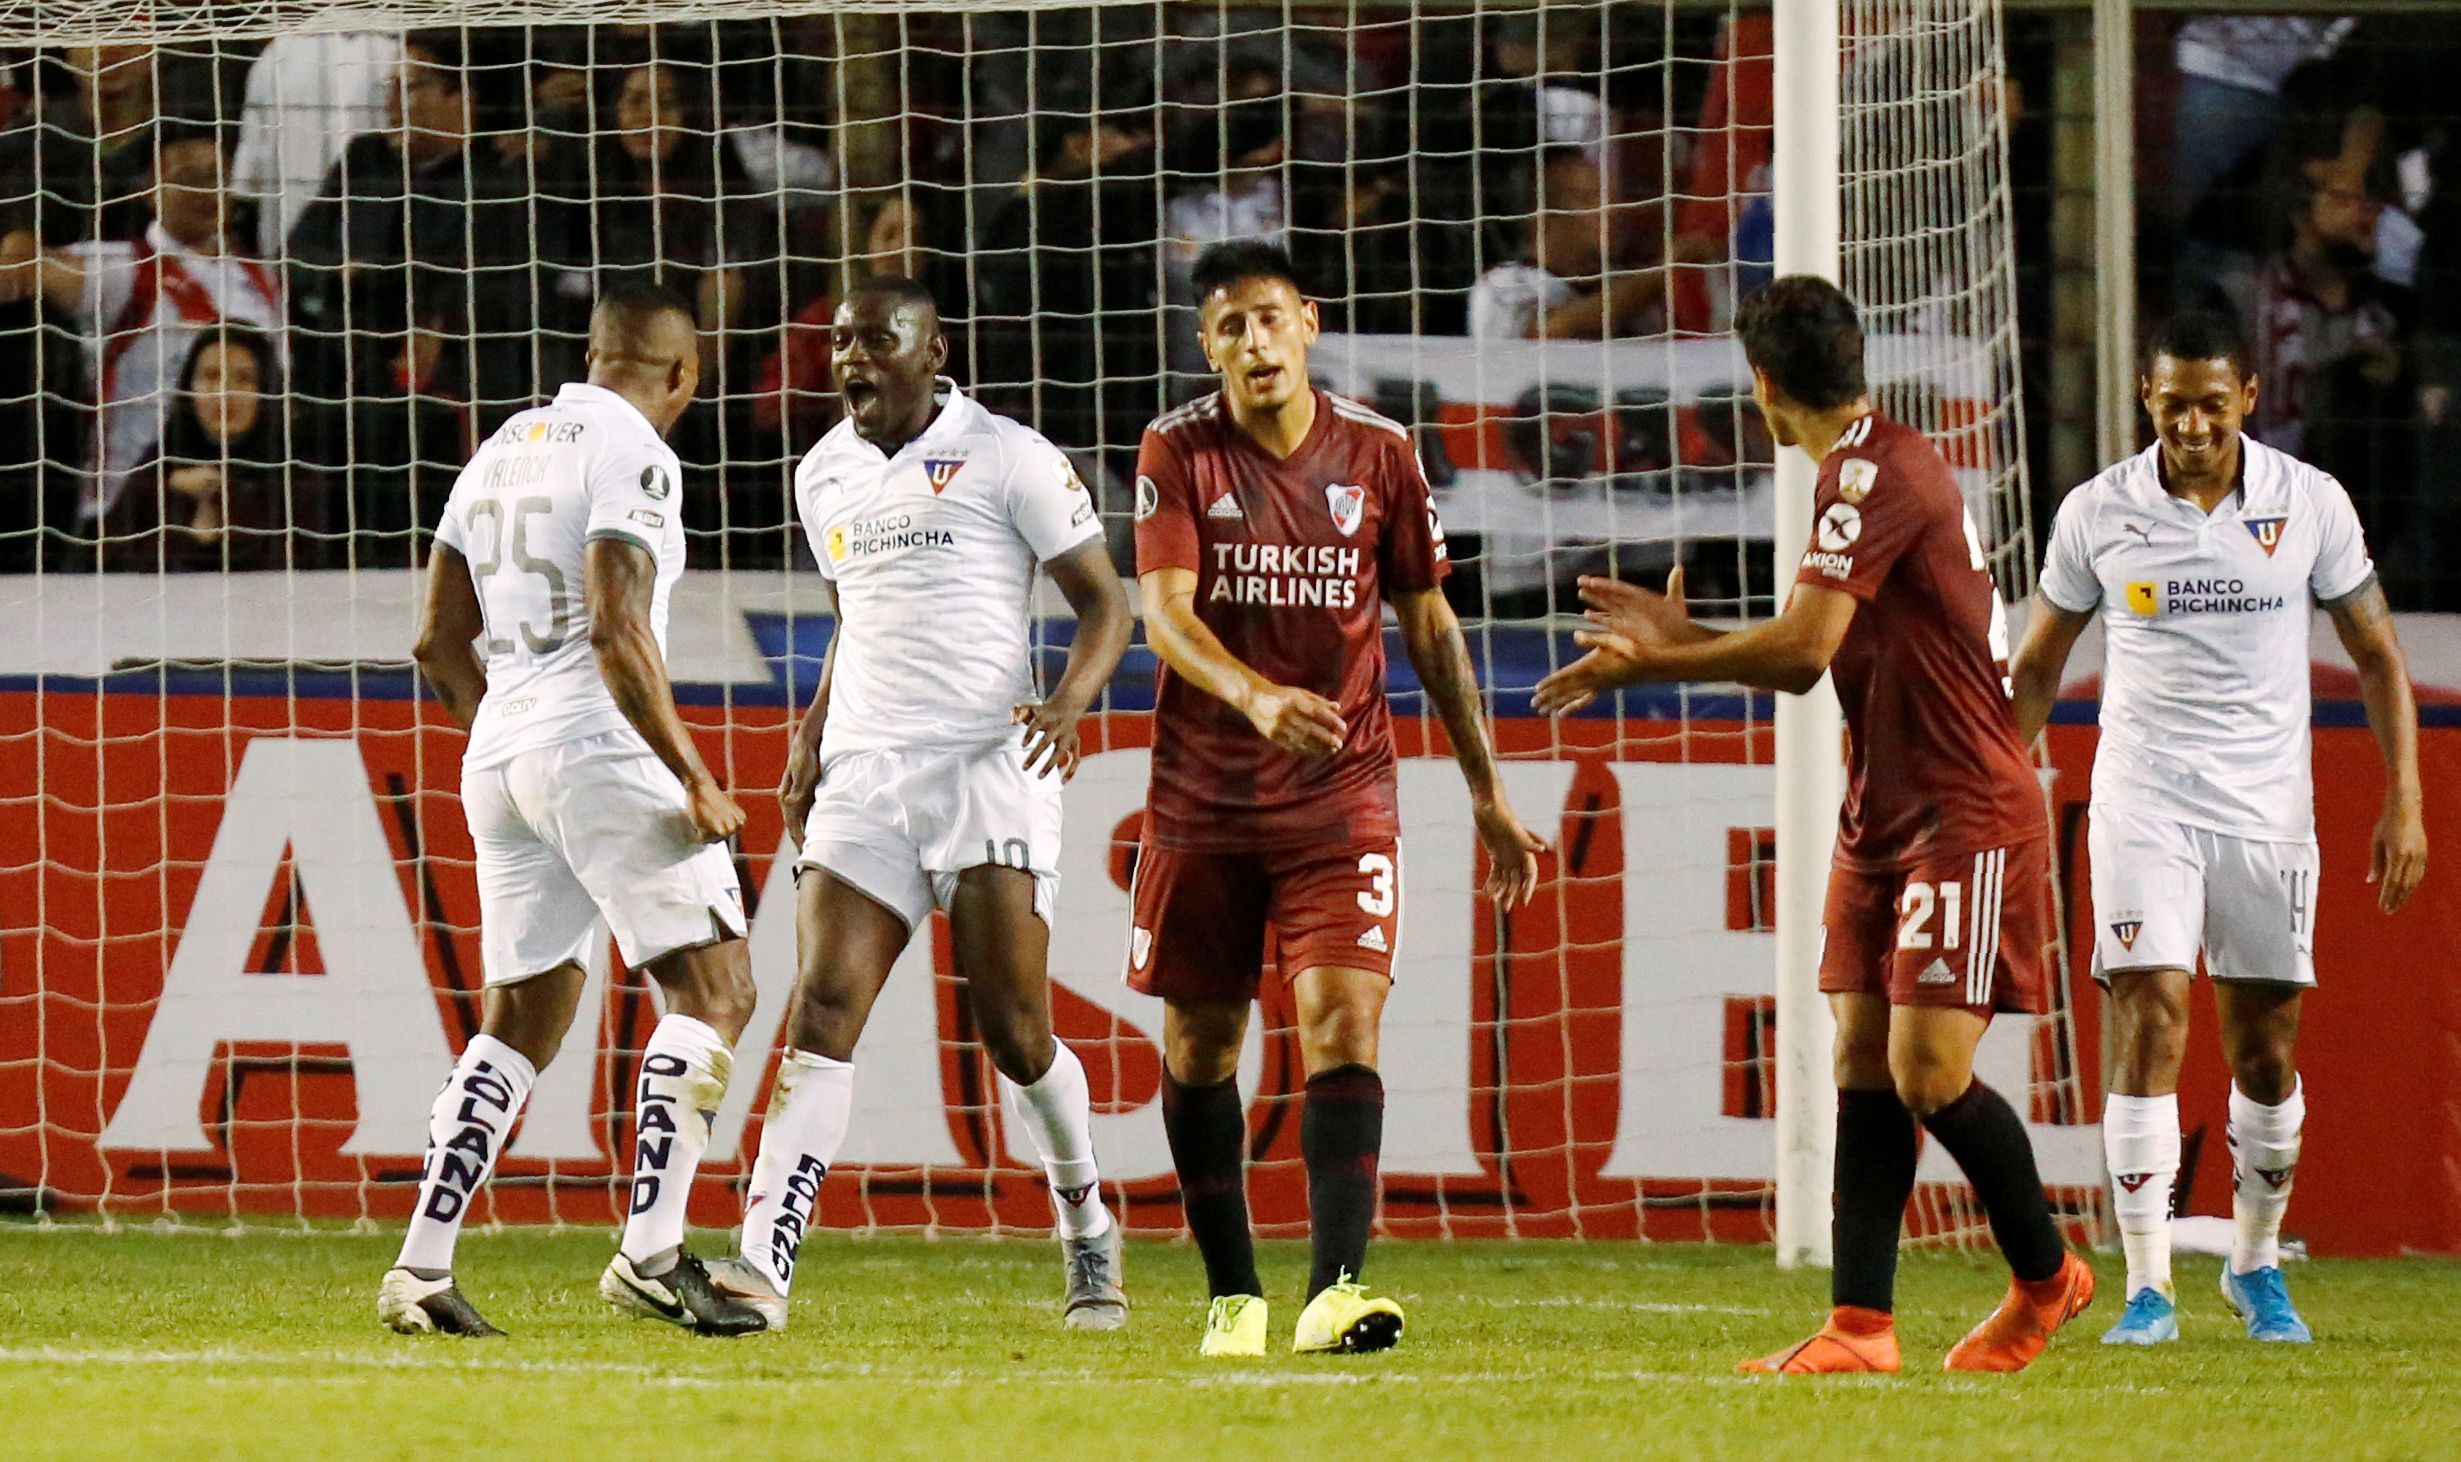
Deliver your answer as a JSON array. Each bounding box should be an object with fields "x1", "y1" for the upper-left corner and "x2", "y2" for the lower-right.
[
  {"x1": 1326, "y1": 483, "x2": 1366, "y2": 537},
  {"x1": 1837, "y1": 457, "x2": 1878, "y2": 505},
  {"x1": 1207, "y1": 492, "x2": 1244, "y2": 521},
  {"x1": 2244, "y1": 516, "x2": 2287, "y2": 556},
  {"x1": 639, "y1": 464, "x2": 672, "y2": 501},
  {"x1": 1815, "y1": 502, "x2": 1862, "y2": 553},
  {"x1": 2111, "y1": 918, "x2": 2143, "y2": 950},
  {"x1": 921, "y1": 458, "x2": 966, "y2": 494}
]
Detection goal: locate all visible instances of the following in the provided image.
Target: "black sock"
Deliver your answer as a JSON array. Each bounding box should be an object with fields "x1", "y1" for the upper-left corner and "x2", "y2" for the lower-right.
[
  {"x1": 1832, "y1": 1087, "x2": 1920, "y2": 1314},
  {"x1": 1302, "y1": 1064, "x2": 1385, "y2": 1298},
  {"x1": 1919, "y1": 1079, "x2": 2067, "y2": 1283},
  {"x1": 1162, "y1": 1072, "x2": 1262, "y2": 1298}
]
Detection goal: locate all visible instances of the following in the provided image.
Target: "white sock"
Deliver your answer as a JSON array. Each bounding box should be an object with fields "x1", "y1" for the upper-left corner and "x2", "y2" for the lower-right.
[
  {"x1": 619, "y1": 1014, "x2": 734, "y2": 1270},
  {"x1": 739, "y1": 1049, "x2": 855, "y2": 1297},
  {"x1": 2102, "y1": 1092, "x2": 2180, "y2": 1299},
  {"x1": 2229, "y1": 1078, "x2": 2304, "y2": 1275},
  {"x1": 1000, "y1": 1042, "x2": 1110, "y2": 1241},
  {"x1": 396, "y1": 1035, "x2": 537, "y2": 1273}
]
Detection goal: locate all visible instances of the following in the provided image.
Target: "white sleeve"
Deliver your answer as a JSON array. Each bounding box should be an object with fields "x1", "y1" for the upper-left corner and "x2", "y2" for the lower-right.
[
  {"x1": 1003, "y1": 430, "x2": 1103, "y2": 563},
  {"x1": 67, "y1": 242, "x2": 134, "y2": 327},
  {"x1": 2036, "y1": 486, "x2": 2102, "y2": 613},
  {"x1": 585, "y1": 433, "x2": 680, "y2": 554},
  {"x1": 2308, "y1": 473, "x2": 2376, "y2": 602},
  {"x1": 792, "y1": 449, "x2": 836, "y2": 582},
  {"x1": 433, "y1": 477, "x2": 470, "y2": 556}
]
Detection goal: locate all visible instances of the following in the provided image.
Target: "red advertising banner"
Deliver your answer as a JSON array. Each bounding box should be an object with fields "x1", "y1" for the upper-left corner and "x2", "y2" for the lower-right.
[{"x1": 2, "y1": 689, "x2": 2454, "y2": 1253}]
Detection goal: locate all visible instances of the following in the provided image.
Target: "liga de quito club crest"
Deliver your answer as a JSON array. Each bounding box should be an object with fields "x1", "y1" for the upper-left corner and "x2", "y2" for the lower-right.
[{"x1": 1325, "y1": 482, "x2": 1366, "y2": 536}]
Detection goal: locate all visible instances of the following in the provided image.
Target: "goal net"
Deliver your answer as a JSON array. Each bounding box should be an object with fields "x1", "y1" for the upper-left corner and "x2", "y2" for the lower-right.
[{"x1": 0, "y1": 0, "x2": 2097, "y2": 1240}]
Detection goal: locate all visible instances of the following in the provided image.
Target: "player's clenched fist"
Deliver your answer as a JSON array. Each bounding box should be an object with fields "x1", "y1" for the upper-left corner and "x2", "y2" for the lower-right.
[
  {"x1": 1239, "y1": 680, "x2": 1347, "y2": 757},
  {"x1": 685, "y1": 775, "x2": 747, "y2": 844}
]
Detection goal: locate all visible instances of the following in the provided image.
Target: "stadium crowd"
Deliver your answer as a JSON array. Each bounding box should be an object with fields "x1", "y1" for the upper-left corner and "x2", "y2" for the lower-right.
[{"x1": 0, "y1": 10, "x2": 2452, "y2": 611}]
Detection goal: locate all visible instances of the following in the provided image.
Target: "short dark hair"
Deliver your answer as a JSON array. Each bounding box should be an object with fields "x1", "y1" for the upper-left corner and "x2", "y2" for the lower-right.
[
  {"x1": 1191, "y1": 239, "x2": 1306, "y2": 304},
  {"x1": 590, "y1": 277, "x2": 697, "y2": 345},
  {"x1": 2144, "y1": 307, "x2": 2253, "y2": 381},
  {"x1": 847, "y1": 273, "x2": 940, "y2": 318},
  {"x1": 1733, "y1": 275, "x2": 1867, "y2": 411}
]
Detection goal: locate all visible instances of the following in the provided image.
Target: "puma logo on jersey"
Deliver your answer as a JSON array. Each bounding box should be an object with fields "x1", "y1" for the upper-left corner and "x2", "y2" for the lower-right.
[
  {"x1": 2244, "y1": 516, "x2": 2287, "y2": 556},
  {"x1": 922, "y1": 458, "x2": 965, "y2": 493},
  {"x1": 1207, "y1": 492, "x2": 1244, "y2": 520},
  {"x1": 1356, "y1": 926, "x2": 1388, "y2": 953},
  {"x1": 2111, "y1": 918, "x2": 2143, "y2": 950}
]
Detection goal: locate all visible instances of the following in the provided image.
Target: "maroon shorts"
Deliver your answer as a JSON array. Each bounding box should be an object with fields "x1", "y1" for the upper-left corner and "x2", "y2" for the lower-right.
[
  {"x1": 1819, "y1": 839, "x2": 2051, "y2": 1015},
  {"x1": 1125, "y1": 836, "x2": 1400, "y2": 1002}
]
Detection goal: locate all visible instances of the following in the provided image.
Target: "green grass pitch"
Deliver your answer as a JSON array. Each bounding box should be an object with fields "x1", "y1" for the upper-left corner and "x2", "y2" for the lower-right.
[{"x1": 2, "y1": 1229, "x2": 2452, "y2": 1459}]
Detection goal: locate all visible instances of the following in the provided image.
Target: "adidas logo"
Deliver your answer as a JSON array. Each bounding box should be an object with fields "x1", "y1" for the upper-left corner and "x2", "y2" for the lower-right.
[
  {"x1": 1917, "y1": 957, "x2": 1956, "y2": 985},
  {"x1": 1356, "y1": 926, "x2": 1388, "y2": 953},
  {"x1": 1207, "y1": 493, "x2": 1244, "y2": 520}
]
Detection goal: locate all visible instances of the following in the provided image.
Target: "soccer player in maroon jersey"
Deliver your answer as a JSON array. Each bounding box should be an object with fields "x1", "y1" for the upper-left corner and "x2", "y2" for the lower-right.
[
  {"x1": 1536, "y1": 276, "x2": 2094, "y2": 1374},
  {"x1": 1131, "y1": 241, "x2": 1548, "y2": 1357}
]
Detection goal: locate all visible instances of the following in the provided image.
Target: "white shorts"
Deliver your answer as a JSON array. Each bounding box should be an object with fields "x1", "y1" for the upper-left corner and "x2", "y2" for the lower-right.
[
  {"x1": 798, "y1": 740, "x2": 1062, "y2": 931},
  {"x1": 2088, "y1": 805, "x2": 2317, "y2": 987},
  {"x1": 463, "y1": 729, "x2": 747, "y2": 985}
]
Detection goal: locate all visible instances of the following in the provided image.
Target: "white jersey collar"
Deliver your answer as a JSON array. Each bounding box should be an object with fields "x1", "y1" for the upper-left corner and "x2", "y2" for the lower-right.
[
  {"x1": 553, "y1": 380, "x2": 662, "y2": 437},
  {"x1": 837, "y1": 377, "x2": 978, "y2": 461}
]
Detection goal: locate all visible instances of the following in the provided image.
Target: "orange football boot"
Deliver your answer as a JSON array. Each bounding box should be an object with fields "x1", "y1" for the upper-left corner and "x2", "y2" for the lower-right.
[
  {"x1": 1737, "y1": 1306, "x2": 1902, "y2": 1375},
  {"x1": 1943, "y1": 1253, "x2": 2097, "y2": 1373}
]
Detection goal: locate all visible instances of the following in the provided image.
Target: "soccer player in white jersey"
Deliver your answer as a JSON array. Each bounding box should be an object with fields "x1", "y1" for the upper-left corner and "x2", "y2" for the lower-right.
[
  {"x1": 707, "y1": 277, "x2": 1135, "y2": 1331},
  {"x1": 381, "y1": 282, "x2": 766, "y2": 1338},
  {"x1": 2011, "y1": 308, "x2": 2427, "y2": 1347}
]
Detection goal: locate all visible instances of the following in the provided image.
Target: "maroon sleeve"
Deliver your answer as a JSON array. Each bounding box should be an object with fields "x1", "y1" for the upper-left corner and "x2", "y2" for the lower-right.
[
  {"x1": 1792, "y1": 443, "x2": 1931, "y2": 602},
  {"x1": 1132, "y1": 426, "x2": 1201, "y2": 576},
  {"x1": 1377, "y1": 436, "x2": 1450, "y2": 595}
]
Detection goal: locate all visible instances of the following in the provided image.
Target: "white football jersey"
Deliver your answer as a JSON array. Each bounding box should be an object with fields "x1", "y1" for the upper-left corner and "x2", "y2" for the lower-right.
[
  {"x1": 435, "y1": 382, "x2": 688, "y2": 771},
  {"x1": 795, "y1": 380, "x2": 1103, "y2": 764},
  {"x1": 2039, "y1": 438, "x2": 2375, "y2": 841}
]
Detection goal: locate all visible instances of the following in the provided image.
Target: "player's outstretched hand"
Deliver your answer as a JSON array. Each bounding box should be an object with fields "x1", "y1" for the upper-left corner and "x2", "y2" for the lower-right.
[
  {"x1": 2369, "y1": 795, "x2": 2427, "y2": 912},
  {"x1": 1473, "y1": 794, "x2": 1549, "y2": 908},
  {"x1": 686, "y1": 776, "x2": 747, "y2": 845},
  {"x1": 1242, "y1": 682, "x2": 1347, "y2": 758},
  {"x1": 1015, "y1": 698, "x2": 1089, "y2": 782},
  {"x1": 1532, "y1": 631, "x2": 1649, "y2": 717},
  {"x1": 1578, "y1": 568, "x2": 1690, "y2": 649},
  {"x1": 777, "y1": 749, "x2": 820, "y2": 848}
]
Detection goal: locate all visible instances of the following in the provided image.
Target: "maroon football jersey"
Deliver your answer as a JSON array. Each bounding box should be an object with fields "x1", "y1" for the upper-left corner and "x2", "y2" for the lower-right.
[
  {"x1": 1134, "y1": 389, "x2": 1449, "y2": 851},
  {"x1": 1793, "y1": 413, "x2": 2045, "y2": 871}
]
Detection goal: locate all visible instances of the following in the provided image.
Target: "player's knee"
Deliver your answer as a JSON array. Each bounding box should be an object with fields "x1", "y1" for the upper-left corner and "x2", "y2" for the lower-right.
[
  {"x1": 1889, "y1": 1058, "x2": 1969, "y2": 1118},
  {"x1": 1299, "y1": 1002, "x2": 1380, "y2": 1071},
  {"x1": 787, "y1": 966, "x2": 867, "y2": 1059},
  {"x1": 2229, "y1": 1039, "x2": 2298, "y2": 1104},
  {"x1": 966, "y1": 989, "x2": 1055, "y2": 1084},
  {"x1": 1164, "y1": 1023, "x2": 1242, "y2": 1087}
]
